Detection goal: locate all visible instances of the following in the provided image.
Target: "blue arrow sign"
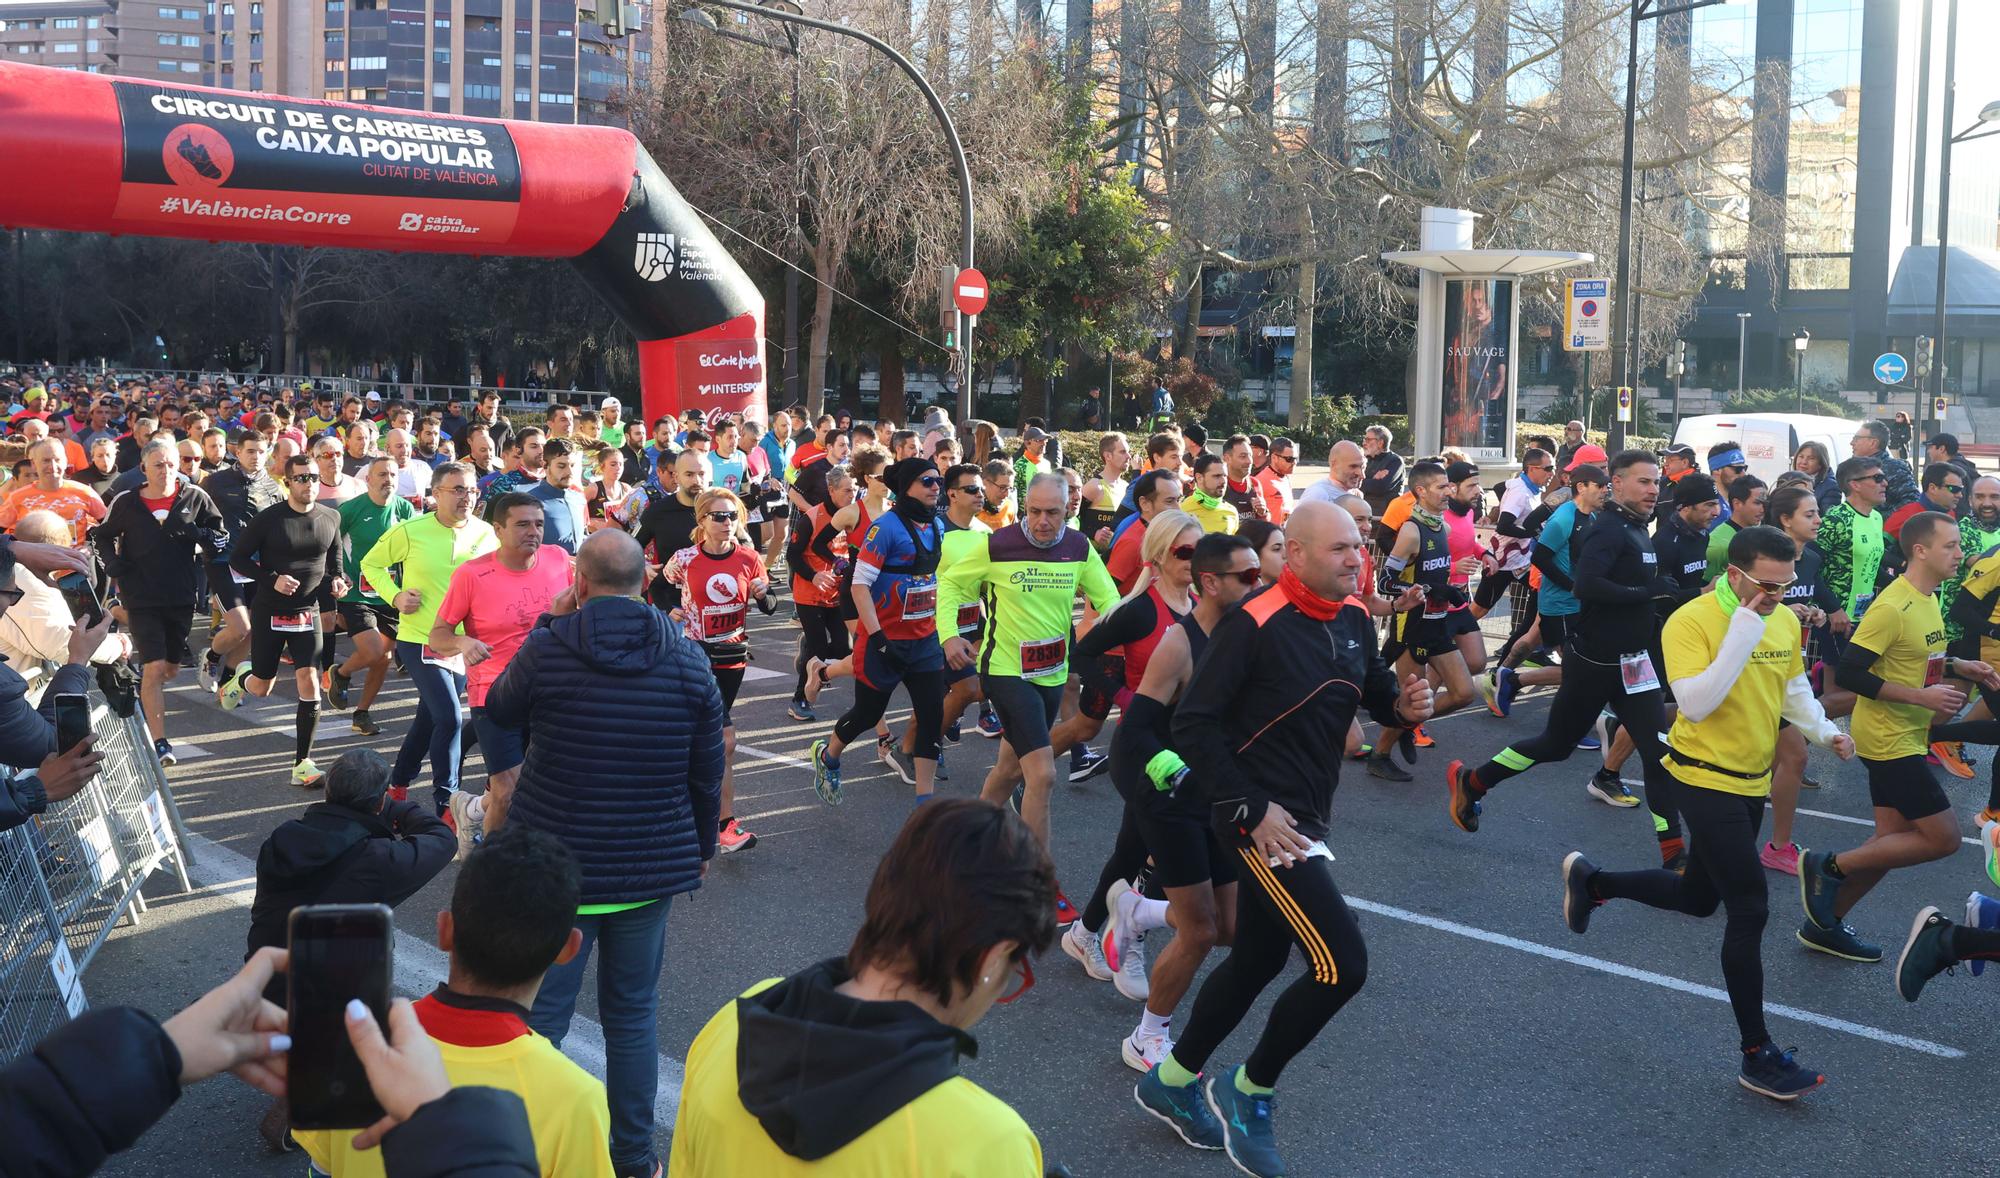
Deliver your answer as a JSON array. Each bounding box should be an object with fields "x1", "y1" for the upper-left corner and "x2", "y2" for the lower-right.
[{"x1": 1874, "y1": 352, "x2": 1908, "y2": 385}]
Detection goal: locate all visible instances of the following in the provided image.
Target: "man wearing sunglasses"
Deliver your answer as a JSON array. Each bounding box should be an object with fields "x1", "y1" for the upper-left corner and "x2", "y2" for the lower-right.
[
  {"x1": 1849, "y1": 419, "x2": 1918, "y2": 513},
  {"x1": 1561, "y1": 523, "x2": 1852, "y2": 1101},
  {"x1": 1886, "y1": 464, "x2": 1965, "y2": 549},
  {"x1": 1818, "y1": 455, "x2": 1891, "y2": 640}
]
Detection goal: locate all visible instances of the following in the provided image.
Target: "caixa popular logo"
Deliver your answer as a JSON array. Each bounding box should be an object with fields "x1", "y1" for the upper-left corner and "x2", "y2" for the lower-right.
[{"x1": 634, "y1": 232, "x2": 676, "y2": 282}]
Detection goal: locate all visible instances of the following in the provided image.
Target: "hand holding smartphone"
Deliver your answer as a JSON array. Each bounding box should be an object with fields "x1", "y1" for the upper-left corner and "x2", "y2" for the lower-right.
[{"x1": 287, "y1": 904, "x2": 394, "y2": 1129}]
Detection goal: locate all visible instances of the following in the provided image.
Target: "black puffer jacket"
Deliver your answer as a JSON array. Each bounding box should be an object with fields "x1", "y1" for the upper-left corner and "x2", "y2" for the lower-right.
[{"x1": 484, "y1": 594, "x2": 725, "y2": 905}]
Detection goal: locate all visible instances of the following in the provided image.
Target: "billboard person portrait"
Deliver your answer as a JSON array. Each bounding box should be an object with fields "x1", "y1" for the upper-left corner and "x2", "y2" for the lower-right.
[{"x1": 1440, "y1": 279, "x2": 1512, "y2": 455}]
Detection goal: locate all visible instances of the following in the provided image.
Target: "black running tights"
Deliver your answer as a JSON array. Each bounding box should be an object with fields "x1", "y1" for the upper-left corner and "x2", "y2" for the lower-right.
[
  {"x1": 1591, "y1": 783, "x2": 1770, "y2": 1050},
  {"x1": 793, "y1": 604, "x2": 849, "y2": 702},
  {"x1": 834, "y1": 667, "x2": 946, "y2": 761},
  {"x1": 1081, "y1": 807, "x2": 1151, "y2": 934},
  {"x1": 1171, "y1": 851, "x2": 1366, "y2": 1088}
]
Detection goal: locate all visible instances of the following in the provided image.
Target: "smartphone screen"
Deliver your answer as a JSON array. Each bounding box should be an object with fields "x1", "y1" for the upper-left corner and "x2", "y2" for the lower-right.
[
  {"x1": 52, "y1": 571, "x2": 103, "y2": 626},
  {"x1": 53, "y1": 692, "x2": 89, "y2": 754},
  {"x1": 287, "y1": 904, "x2": 393, "y2": 1129}
]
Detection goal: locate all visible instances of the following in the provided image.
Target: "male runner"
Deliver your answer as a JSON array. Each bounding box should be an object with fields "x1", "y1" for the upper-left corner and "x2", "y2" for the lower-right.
[
  {"x1": 1703, "y1": 476, "x2": 1769, "y2": 583},
  {"x1": 809, "y1": 459, "x2": 947, "y2": 803},
  {"x1": 1818, "y1": 455, "x2": 1890, "y2": 642},
  {"x1": 940, "y1": 473, "x2": 1119, "y2": 919},
  {"x1": 1448, "y1": 451, "x2": 1687, "y2": 866},
  {"x1": 196, "y1": 432, "x2": 278, "y2": 689},
  {"x1": 1489, "y1": 463, "x2": 1607, "y2": 725},
  {"x1": 0, "y1": 438, "x2": 106, "y2": 538},
  {"x1": 1469, "y1": 447, "x2": 1550, "y2": 622},
  {"x1": 1368, "y1": 462, "x2": 1475, "y2": 782},
  {"x1": 1088, "y1": 531, "x2": 1260, "y2": 1071},
  {"x1": 1107, "y1": 469, "x2": 1187, "y2": 593},
  {"x1": 330, "y1": 457, "x2": 417, "y2": 735},
  {"x1": 429, "y1": 492, "x2": 575, "y2": 850},
  {"x1": 1560, "y1": 524, "x2": 1850, "y2": 1100},
  {"x1": 1797, "y1": 511, "x2": 1999, "y2": 961},
  {"x1": 1080, "y1": 432, "x2": 1131, "y2": 548},
  {"x1": 1184, "y1": 453, "x2": 1241, "y2": 535},
  {"x1": 525, "y1": 438, "x2": 588, "y2": 555},
  {"x1": 1134, "y1": 501, "x2": 1432, "y2": 1176},
  {"x1": 1218, "y1": 434, "x2": 1265, "y2": 521},
  {"x1": 633, "y1": 449, "x2": 710, "y2": 608},
  {"x1": 220, "y1": 453, "x2": 346, "y2": 789}
]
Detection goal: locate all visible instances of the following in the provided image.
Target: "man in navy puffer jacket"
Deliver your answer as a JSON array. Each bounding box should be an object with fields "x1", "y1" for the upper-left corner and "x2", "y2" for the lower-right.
[{"x1": 483, "y1": 527, "x2": 724, "y2": 1178}]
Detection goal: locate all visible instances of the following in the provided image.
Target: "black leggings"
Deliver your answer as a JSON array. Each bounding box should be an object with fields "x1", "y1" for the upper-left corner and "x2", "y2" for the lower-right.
[
  {"x1": 1469, "y1": 647, "x2": 1682, "y2": 851},
  {"x1": 835, "y1": 667, "x2": 947, "y2": 761},
  {"x1": 1590, "y1": 783, "x2": 1769, "y2": 1049},
  {"x1": 1929, "y1": 682, "x2": 2000, "y2": 811},
  {"x1": 1171, "y1": 850, "x2": 1367, "y2": 1088},
  {"x1": 793, "y1": 604, "x2": 849, "y2": 702}
]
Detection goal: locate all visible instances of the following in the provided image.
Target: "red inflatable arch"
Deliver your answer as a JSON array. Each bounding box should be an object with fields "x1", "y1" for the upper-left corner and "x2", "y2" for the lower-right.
[{"x1": 0, "y1": 62, "x2": 765, "y2": 428}]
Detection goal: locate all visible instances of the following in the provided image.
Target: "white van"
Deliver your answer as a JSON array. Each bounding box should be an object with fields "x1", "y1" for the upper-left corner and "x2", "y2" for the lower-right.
[{"x1": 1671, "y1": 413, "x2": 1857, "y2": 486}]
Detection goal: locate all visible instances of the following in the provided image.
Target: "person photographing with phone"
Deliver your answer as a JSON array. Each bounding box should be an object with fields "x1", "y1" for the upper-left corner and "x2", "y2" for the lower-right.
[{"x1": 0, "y1": 533, "x2": 113, "y2": 833}]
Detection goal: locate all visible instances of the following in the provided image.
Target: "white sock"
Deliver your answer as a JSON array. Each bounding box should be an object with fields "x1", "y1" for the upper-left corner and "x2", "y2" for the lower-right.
[
  {"x1": 1138, "y1": 1009, "x2": 1172, "y2": 1039},
  {"x1": 1119, "y1": 887, "x2": 1171, "y2": 934},
  {"x1": 466, "y1": 795, "x2": 486, "y2": 824}
]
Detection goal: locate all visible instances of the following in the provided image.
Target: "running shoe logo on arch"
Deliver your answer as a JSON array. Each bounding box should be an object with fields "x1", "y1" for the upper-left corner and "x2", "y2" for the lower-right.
[{"x1": 634, "y1": 233, "x2": 676, "y2": 282}]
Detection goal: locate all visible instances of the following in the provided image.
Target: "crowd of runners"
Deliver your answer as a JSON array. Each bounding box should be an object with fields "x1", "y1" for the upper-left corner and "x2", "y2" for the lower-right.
[{"x1": 8, "y1": 365, "x2": 2000, "y2": 1178}]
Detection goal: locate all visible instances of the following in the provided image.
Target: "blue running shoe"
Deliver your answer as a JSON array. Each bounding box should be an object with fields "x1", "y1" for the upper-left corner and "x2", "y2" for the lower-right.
[
  {"x1": 809, "y1": 739, "x2": 843, "y2": 806},
  {"x1": 788, "y1": 699, "x2": 816, "y2": 722},
  {"x1": 1896, "y1": 906, "x2": 1956, "y2": 1002},
  {"x1": 977, "y1": 710, "x2": 1004, "y2": 739},
  {"x1": 1133, "y1": 1067, "x2": 1223, "y2": 1151},
  {"x1": 1203, "y1": 1068, "x2": 1285, "y2": 1177},
  {"x1": 1575, "y1": 729, "x2": 1601, "y2": 751},
  {"x1": 1967, "y1": 892, "x2": 2000, "y2": 978},
  {"x1": 1797, "y1": 849, "x2": 1840, "y2": 931},
  {"x1": 943, "y1": 720, "x2": 963, "y2": 745},
  {"x1": 1795, "y1": 919, "x2": 1881, "y2": 963},
  {"x1": 1494, "y1": 666, "x2": 1520, "y2": 717},
  {"x1": 1738, "y1": 1042, "x2": 1824, "y2": 1101}
]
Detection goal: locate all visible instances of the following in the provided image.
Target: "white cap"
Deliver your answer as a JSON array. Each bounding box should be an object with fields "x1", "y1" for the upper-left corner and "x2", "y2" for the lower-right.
[
  {"x1": 601, "y1": 396, "x2": 621, "y2": 411},
  {"x1": 365, "y1": 390, "x2": 382, "y2": 401}
]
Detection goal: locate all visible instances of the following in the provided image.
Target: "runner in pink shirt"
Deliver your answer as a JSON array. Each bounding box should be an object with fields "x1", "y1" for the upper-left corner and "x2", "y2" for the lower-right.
[{"x1": 427, "y1": 490, "x2": 574, "y2": 841}]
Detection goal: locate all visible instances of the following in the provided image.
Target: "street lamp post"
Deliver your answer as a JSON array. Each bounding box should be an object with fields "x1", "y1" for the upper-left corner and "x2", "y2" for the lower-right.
[
  {"x1": 677, "y1": 0, "x2": 977, "y2": 421},
  {"x1": 1608, "y1": 0, "x2": 1732, "y2": 452},
  {"x1": 1735, "y1": 311, "x2": 1752, "y2": 398},
  {"x1": 1931, "y1": 0, "x2": 2000, "y2": 447},
  {"x1": 1792, "y1": 327, "x2": 1810, "y2": 414}
]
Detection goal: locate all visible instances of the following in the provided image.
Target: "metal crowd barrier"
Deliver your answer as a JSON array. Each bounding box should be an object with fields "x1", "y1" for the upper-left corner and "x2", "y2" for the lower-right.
[{"x1": 0, "y1": 688, "x2": 192, "y2": 1065}]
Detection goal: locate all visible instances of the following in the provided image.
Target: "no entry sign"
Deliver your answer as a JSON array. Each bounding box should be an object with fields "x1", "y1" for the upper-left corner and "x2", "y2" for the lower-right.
[{"x1": 953, "y1": 268, "x2": 988, "y2": 317}]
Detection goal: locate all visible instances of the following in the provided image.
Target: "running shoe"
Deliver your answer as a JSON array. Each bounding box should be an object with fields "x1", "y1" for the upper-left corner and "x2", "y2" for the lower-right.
[
  {"x1": 328, "y1": 667, "x2": 352, "y2": 711},
  {"x1": 290, "y1": 759, "x2": 325, "y2": 790},
  {"x1": 218, "y1": 663, "x2": 249, "y2": 710},
  {"x1": 943, "y1": 720, "x2": 962, "y2": 745},
  {"x1": 787, "y1": 699, "x2": 816, "y2": 722},
  {"x1": 875, "y1": 733, "x2": 896, "y2": 764},
  {"x1": 1069, "y1": 747, "x2": 1111, "y2": 782},
  {"x1": 197, "y1": 649, "x2": 219, "y2": 693},
  {"x1": 1445, "y1": 760, "x2": 1482, "y2": 833},
  {"x1": 934, "y1": 754, "x2": 950, "y2": 782},
  {"x1": 1575, "y1": 728, "x2": 1602, "y2": 751},
  {"x1": 1895, "y1": 907, "x2": 1956, "y2": 1002},
  {"x1": 1760, "y1": 841, "x2": 1801, "y2": 875},
  {"x1": 1410, "y1": 724, "x2": 1435, "y2": 749},
  {"x1": 1008, "y1": 782, "x2": 1025, "y2": 814},
  {"x1": 1105, "y1": 881, "x2": 1149, "y2": 1001},
  {"x1": 1800, "y1": 773, "x2": 1821, "y2": 790},
  {"x1": 1931, "y1": 742, "x2": 1974, "y2": 779},
  {"x1": 883, "y1": 745, "x2": 918, "y2": 787},
  {"x1": 1967, "y1": 891, "x2": 2000, "y2": 977},
  {"x1": 448, "y1": 791, "x2": 481, "y2": 858},
  {"x1": 1364, "y1": 753, "x2": 1413, "y2": 783},
  {"x1": 1204, "y1": 1068, "x2": 1285, "y2": 1178},
  {"x1": 1474, "y1": 672, "x2": 1500, "y2": 716},
  {"x1": 1982, "y1": 807, "x2": 2000, "y2": 827},
  {"x1": 977, "y1": 710, "x2": 1004, "y2": 739},
  {"x1": 1061, "y1": 920, "x2": 1112, "y2": 981},
  {"x1": 802, "y1": 657, "x2": 826, "y2": 705},
  {"x1": 718, "y1": 817, "x2": 757, "y2": 854},
  {"x1": 1585, "y1": 769, "x2": 1639, "y2": 808},
  {"x1": 1983, "y1": 820, "x2": 2000, "y2": 890},
  {"x1": 153, "y1": 738, "x2": 176, "y2": 767},
  {"x1": 386, "y1": 785, "x2": 410, "y2": 802},
  {"x1": 1055, "y1": 891, "x2": 1079, "y2": 926},
  {"x1": 1122, "y1": 1030, "x2": 1174, "y2": 1073},
  {"x1": 319, "y1": 668, "x2": 333, "y2": 697},
  {"x1": 1738, "y1": 1042, "x2": 1824, "y2": 1102},
  {"x1": 1797, "y1": 849, "x2": 1840, "y2": 931},
  {"x1": 1519, "y1": 646, "x2": 1556, "y2": 668},
  {"x1": 350, "y1": 708, "x2": 379, "y2": 736},
  {"x1": 809, "y1": 739, "x2": 842, "y2": 805},
  {"x1": 1493, "y1": 666, "x2": 1521, "y2": 717},
  {"x1": 1134, "y1": 1066, "x2": 1223, "y2": 1151},
  {"x1": 1561, "y1": 851, "x2": 1599, "y2": 935},
  {"x1": 1796, "y1": 919, "x2": 1882, "y2": 963}
]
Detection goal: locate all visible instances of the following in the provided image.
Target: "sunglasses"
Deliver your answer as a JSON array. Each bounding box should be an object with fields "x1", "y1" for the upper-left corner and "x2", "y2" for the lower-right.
[
  {"x1": 1170, "y1": 544, "x2": 1198, "y2": 561},
  {"x1": 949, "y1": 483, "x2": 979, "y2": 495},
  {"x1": 917, "y1": 475, "x2": 944, "y2": 488},
  {"x1": 1943, "y1": 484, "x2": 1967, "y2": 494},
  {"x1": 1855, "y1": 473, "x2": 1887, "y2": 483},
  {"x1": 993, "y1": 954, "x2": 1035, "y2": 1005},
  {"x1": 706, "y1": 511, "x2": 740, "y2": 523},
  {"x1": 1210, "y1": 567, "x2": 1263, "y2": 586},
  {"x1": 285, "y1": 474, "x2": 316, "y2": 485},
  {"x1": 1729, "y1": 566, "x2": 1796, "y2": 596}
]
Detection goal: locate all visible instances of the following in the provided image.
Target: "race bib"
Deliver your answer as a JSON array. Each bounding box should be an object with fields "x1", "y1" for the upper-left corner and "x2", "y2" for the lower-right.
[
  {"x1": 701, "y1": 603, "x2": 747, "y2": 643},
  {"x1": 1620, "y1": 651, "x2": 1661, "y2": 695},
  {"x1": 902, "y1": 580, "x2": 937, "y2": 621},
  {"x1": 270, "y1": 611, "x2": 315, "y2": 633},
  {"x1": 230, "y1": 568, "x2": 253, "y2": 585},
  {"x1": 1852, "y1": 593, "x2": 1876, "y2": 622},
  {"x1": 1269, "y1": 839, "x2": 1337, "y2": 869},
  {"x1": 420, "y1": 645, "x2": 466, "y2": 675},
  {"x1": 1021, "y1": 635, "x2": 1067, "y2": 678},
  {"x1": 957, "y1": 602, "x2": 983, "y2": 636},
  {"x1": 1926, "y1": 652, "x2": 1946, "y2": 688}
]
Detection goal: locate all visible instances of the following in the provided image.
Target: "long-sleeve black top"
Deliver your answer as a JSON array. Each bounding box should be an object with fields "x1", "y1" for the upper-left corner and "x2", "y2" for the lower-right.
[{"x1": 228, "y1": 499, "x2": 342, "y2": 613}]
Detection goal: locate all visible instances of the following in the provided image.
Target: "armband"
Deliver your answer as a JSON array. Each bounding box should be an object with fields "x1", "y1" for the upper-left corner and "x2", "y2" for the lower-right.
[{"x1": 1145, "y1": 749, "x2": 1190, "y2": 793}]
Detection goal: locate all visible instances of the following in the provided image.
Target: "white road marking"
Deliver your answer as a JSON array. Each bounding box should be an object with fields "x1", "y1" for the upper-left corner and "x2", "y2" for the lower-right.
[
  {"x1": 1785, "y1": 803, "x2": 1982, "y2": 848},
  {"x1": 181, "y1": 832, "x2": 688, "y2": 1129},
  {"x1": 1347, "y1": 895, "x2": 1966, "y2": 1059}
]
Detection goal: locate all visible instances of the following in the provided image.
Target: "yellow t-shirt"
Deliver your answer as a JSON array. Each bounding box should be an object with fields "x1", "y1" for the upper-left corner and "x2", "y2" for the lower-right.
[
  {"x1": 668, "y1": 979, "x2": 1043, "y2": 1178},
  {"x1": 1847, "y1": 575, "x2": 1947, "y2": 761},
  {"x1": 1660, "y1": 596, "x2": 1803, "y2": 796},
  {"x1": 1186, "y1": 493, "x2": 1240, "y2": 535},
  {"x1": 295, "y1": 994, "x2": 612, "y2": 1178}
]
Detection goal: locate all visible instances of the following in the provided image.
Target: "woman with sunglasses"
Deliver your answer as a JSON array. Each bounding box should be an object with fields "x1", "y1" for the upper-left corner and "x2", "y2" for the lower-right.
[
  {"x1": 662, "y1": 487, "x2": 775, "y2": 855},
  {"x1": 670, "y1": 798, "x2": 1054, "y2": 1176},
  {"x1": 786, "y1": 468, "x2": 854, "y2": 723}
]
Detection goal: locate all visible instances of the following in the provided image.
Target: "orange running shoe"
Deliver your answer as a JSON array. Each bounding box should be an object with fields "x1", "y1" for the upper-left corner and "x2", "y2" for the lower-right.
[{"x1": 1932, "y1": 741, "x2": 1974, "y2": 780}]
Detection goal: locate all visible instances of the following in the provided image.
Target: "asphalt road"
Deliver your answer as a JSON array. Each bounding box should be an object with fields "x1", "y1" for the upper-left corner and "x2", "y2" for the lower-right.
[{"x1": 84, "y1": 600, "x2": 2000, "y2": 1177}]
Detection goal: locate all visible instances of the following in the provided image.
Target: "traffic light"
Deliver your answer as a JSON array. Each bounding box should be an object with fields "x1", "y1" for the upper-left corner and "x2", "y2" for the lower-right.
[
  {"x1": 1915, "y1": 335, "x2": 1934, "y2": 381},
  {"x1": 1670, "y1": 339, "x2": 1686, "y2": 380}
]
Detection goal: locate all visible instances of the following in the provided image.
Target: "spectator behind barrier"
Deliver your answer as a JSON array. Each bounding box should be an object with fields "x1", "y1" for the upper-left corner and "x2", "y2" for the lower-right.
[
  {"x1": 0, "y1": 511, "x2": 130, "y2": 692},
  {"x1": 0, "y1": 533, "x2": 113, "y2": 833}
]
